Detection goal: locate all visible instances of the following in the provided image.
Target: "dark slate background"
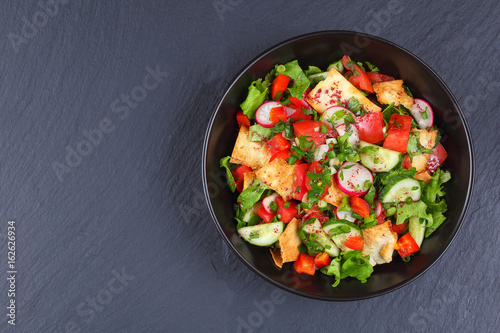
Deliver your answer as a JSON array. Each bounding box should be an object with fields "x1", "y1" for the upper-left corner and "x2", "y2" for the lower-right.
[{"x1": 0, "y1": 1, "x2": 498, "y2": 332}]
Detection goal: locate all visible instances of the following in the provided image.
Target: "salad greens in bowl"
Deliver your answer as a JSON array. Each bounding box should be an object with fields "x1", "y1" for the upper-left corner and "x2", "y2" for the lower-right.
[{"x1": 202, "y1": 31, "x2": 473, "y2": 300}]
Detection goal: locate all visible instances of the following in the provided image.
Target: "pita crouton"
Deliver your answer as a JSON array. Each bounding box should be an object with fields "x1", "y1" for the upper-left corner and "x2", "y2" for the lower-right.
[
  {"x1": 230, "y1": 126, "x2": 271, "y2": 170},
  {"x1": 323, "y1": 176, "x2": 347, "y2": 207},
  {"x1": 413, "y1": 128, "x2": 438, "y2": 149},
  {"x1": 362, "y1": 221, "x2": 398, "y2": 266},
  {"x1": 411, "y1": 154, "x2": 430, "y2": 173},
  {"x1": 415, "y1": 171, "x2": 432, "y2": 183},
  {"x1": 304, "y1": 67, "x2": 381, "y2": 114},
  {"x1": 373, "y1": 80, "x2": 413, "y2": 110},
  {"x1": 243, "y1": 172, "x2": 256, "y2": 190},
  {"x1": 255, "y1": 158, "x2": 296, "y2": 201},
  {"x1": 270, "y1": 218, "x2": 302, "y2": 268}
]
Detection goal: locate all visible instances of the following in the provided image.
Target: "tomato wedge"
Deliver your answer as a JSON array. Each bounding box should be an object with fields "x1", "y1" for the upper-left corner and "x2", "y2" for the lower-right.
[
  {"x1": 289, "y1": 96, "x2": 310, "y2": 109},
  {"x1": 293, "y1": 254, "x2": 316, "y2": 275},
  {"x1": 266, "y1": 133, "x2": 291, "y2": 155},
  {"x1": 402, "y1": 154, "x2": 412, "y2": 169},
  {"x1": 392, "y1": 222, "x2": 407, "y2": 235},
  {"x1": 231, "y1": 165, "x2": 252, "y2": 192},
  {"x1": 271, "y1": 74, "x2": 290, "y2": 100},
  {"x1": 368, "y1": 72, "x2": 394, "y2": 83},
  {"x1": 293, "y1": 120, "x2": 335, "y2": 147},
  {"x1": 396, "y1": 233, "x2": 420, "y2": 258},
  {"x1": 383, "y1": 114, "x2": 413, "y2": 153},
  {"x1": 275, "y1": 197, "x2": 299, "y2": 223},
  {"x1": 292, "y1": 163, "x2": 310, "y2": 201},
  {"x1": 426, "y1": 143, "x2": 448, "y2": 173},
  {"x1": 342, "y1": 55, "x2": 374, "y2": 93},
  {"x1": 356, "y1": 111, "x2": 385, "y2": 143},
  {"x1": 257, "y1": 206, "x2": 276, "y2": 223}
]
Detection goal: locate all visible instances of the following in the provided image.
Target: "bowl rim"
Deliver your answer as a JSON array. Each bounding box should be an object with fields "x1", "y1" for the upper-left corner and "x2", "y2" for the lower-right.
[{"x1": 202, "y1": 30, "x2": 474, "y2": 301}]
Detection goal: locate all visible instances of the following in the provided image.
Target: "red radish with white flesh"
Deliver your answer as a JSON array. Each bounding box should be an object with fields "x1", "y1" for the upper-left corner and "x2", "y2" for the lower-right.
[
  {"x1": 410, "y1": 99, "x2": 434, "y2": 129},
  {"x1": 262, "y1": 192, "x2": 280, "y2": 214},
  {"x1": 335, "y1": 161, "x2": 373, "y2": 196},
  {"x1": 313, "y1": 138, "x2": 337, "y2": 162},
  {"x1": 255, "y1": 101, "x2": 285, "y2": 128},
  {"x1": 320, "y1": 106, "x2": 355, "y2": 129},
  {"x1": 336, "y1": 123, "x2": 360, "y2": 148},
  {"x1": 335, "y1": 207, "x2": 358, "y2": 223},
  {"x1": 374, "y1": 200, "x2": 383, "y2": 217},
  {"x1": 285, "y1": 106, "x2": 297, "y2": 118}
]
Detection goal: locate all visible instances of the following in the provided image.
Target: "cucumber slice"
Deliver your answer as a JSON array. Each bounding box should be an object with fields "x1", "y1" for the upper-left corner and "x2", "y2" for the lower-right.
[
  {"x1": 323, "y1": 220, "x2": 362, "y2": 252},
  {"x1": 359, "y1": 141, "x2": 401, "y2": 172},
  {"x1": 382, "y1": 178, "x2": 421, "y2": 203},
  {"x1": 238, "y1": 222, "x2": 284, "y2": 246},
  {"x1": 302, "y1": 219, "x2": 340, "y2": 257},
  {"x1": 408, "y1": 216, "x2": 425, "y2": 247}
]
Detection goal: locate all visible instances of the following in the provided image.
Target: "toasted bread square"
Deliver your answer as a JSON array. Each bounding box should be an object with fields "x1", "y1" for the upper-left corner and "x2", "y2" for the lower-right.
[
  {"x1": 255, "y1": 158, "x2": 296, "y2": 201},
  {"x1": 230, "y1": 126, "x2": 271, "y2": 170},
  {"x1": 270, "y1": 218, "x2": 302, "y2": 268},
  {"x1": 413, "y1": 129, "x2": 438, "y2": 150},
  {"x1": 415, "y1": 171, "x2": 432, "y2": 183},
  {"x1": 373, "y1": 80, "x2": 413, "y2": 110},
  {"x1": 323, "y1": 176, "x2": 347, "y2": 207},
  {"x1": 411, "y1": 153, "x2": 430, "y2": 173},
  {"x1": 304, "y1": 68, "x2": 381, "y2": 114},
  {"x1": 362, "y1": 221, "x2": 398, "y2": 266},
  {"x1": 243, "y1": 172, "x2": 256, "y2": 190}
]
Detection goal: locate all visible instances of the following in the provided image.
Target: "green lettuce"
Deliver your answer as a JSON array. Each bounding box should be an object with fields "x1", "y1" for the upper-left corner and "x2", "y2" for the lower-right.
[
  {"x1": 321, "y1": 250, "x2": 373, "y2": 287},
  {"x1": 275, "y1": 60, "x2": 310, "y2": 99},
  {"x1": 219, "y1": 156, "x2": 236, "y2": 192},
  {"x1": 237, "y1": 178, "x2": 268, "y2": 210},
  {"x1": 240, "y1": 79, "x2": 269, "y2": 119}
]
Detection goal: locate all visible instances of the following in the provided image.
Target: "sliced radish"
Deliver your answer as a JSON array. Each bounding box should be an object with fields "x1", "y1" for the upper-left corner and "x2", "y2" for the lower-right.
[
  {"x1": 320, "y1": 106, "x2": 355, "y2": 128},
  {"x1": 262, "y1": 192, "x2": 280, "y2": 214},
  {"x1": 336, "y1": 123, "x2": 360, "y2": 149},
  {"x1": 313, "y1": 144, "x2": 330, "y2": 162},
  {"x1": 255, "y1": 101, "x2": 284, "y2": 128},
  {"x1": 335, "y1": 207, "x2": 358, "y2": 223},
  {"x1": 285, "y1": 106, "x2": 297, "y2": 118},
  {"x1": 335, "y1": 161, "x2": 373, "y2": 196},
  {"x1": 410, "y1": 99, "x2": 434, "y2": 129},
  {"x1": 374, "y1": 200, "x2": 383, "y2": 217}
]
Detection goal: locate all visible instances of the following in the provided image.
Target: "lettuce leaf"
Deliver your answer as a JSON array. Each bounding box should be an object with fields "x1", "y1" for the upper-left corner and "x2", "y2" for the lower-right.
[
  {"x1": 237, "y1": 178, "x2": 268, "y2": 210},
  {"x1": 219, "y1": 156, "x2": 236, "y2": 192},
  {"x1": 321, "y1": 250, "x2": 373, "y2": 286},
  {"x1": 422, "y1": 169, "x2": 451, "y2": 237},
  {"x1": 240, "y1": 79, "x2": 269, "y2": 119},
  {"x1": 395, "y1": 200, "x2": 433, "y2": 226},
  {"x1": 275, "y1": 60, "x2": 310, "y2": 99}
]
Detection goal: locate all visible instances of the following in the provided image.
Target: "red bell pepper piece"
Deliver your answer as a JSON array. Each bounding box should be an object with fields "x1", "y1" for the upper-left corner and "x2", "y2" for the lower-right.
[
  {"x1": 236, "y1": 111, "x2": 250, "y2": 127},
  {"x1": 426, "y1": 143, "x2": 447, "y2": 173},
  {"x1": 289, "y1": 96, "x2": 310, "y2": 109},
  {"x1": 350, "y1": 196, "x2": 371, "y2": 218},
  {"x1": 292, "y1": 163, "x2": 310, "y2": 201},
  {"x1": 269, "y1": 149, "x2": 290, "y2": 163},
  {"x1": 269, "y1": 106, "x2": 287, "y2": 124},
  {"x1": 356, "y1": 111, "x2": 385, "y2": 143},
  {"x1": 288, "y1": 105, "x2": 313, "y2": 122},
  {"x1": 271, "y1": 74, "x2": 290, "y2": 100},
  {"x1": 257, "y1": 206, "x2": 276, "y2": 223},
  {"x1": 293, "y1": 254, "x2": 316, "y2": 275},
  {"x1": 314, "y1": 252, "x2": 331, "y2": 268},
  {"x1": 345, "y1": 236, "x2": 364, "y2": 251},
  {"x1": 275, "y1": 197, "x2": 299, "y2": 223},
  {"x1": 391, "y1": 222, "x2": 407, "y2": 235},
  {"x1": 342, "y1": 55, "x2": 374, "y2": 93},
  {"x1": 383, "y1": 114, "x2": 413, "y2": 153},
  {"x1": 402, "y1": 154, "x2": 412, "y2": 169},
  {"x1": 396, "y1": 232, "x2": 420, "y2": 258},
  {"x1": 266, "y1": 133, "x2": 291, "y2": 156}
]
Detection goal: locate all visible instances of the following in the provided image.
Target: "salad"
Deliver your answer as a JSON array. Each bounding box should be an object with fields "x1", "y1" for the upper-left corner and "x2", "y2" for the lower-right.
[{"x1": 220, "y1": 55, "x2": 450, "y2": 287}]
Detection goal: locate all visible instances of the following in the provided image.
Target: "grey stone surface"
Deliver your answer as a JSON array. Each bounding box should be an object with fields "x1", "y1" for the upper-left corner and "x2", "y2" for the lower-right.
[{"x1": 0, "y1": 0, "x2": 498, "y2": 332}]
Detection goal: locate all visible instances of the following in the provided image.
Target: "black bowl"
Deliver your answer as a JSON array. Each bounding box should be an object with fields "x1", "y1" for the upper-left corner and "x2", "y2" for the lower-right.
[{"x1": 202, "y1": 31, "x2": 474, "y2": 301}]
